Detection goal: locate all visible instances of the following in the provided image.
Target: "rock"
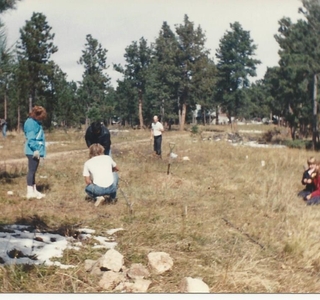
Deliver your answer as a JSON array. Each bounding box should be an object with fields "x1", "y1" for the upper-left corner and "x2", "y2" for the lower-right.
[
  {"x1": 127, "y1": 279, "x2": 152, "y2": 293},
  {"x1": 98, "y1": 271, "x2": 125, "y2": 290},
  {"x1": 90, "y1": 265, "x2": 103, "y2": 276},
  {"x1": 7, "y1": 191, "x2": 13, "y2": 195},
  {"x1": 180, "y1": 277, "x2": 210, "y2": 293},
  {"x1": 97, "y1": 248, "x2": 124, "y2": 272},
  {"x1": 147, "y1": 252, "x2": 173, "y2": 274},
  {"x1": 182, "y1": 156, "x2": 190, "y2": 161},
  {"x1": 84, "y1": 259, "x2": 96, "y2": 272},
  {"x1": 127, "y1": 263, "x2": 150, "y2": 279}
]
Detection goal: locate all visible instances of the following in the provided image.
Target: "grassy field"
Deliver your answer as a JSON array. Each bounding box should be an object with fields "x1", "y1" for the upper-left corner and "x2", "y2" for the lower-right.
[{"x1": 1, "y1": 125, "x2": 320, "y2": 293}]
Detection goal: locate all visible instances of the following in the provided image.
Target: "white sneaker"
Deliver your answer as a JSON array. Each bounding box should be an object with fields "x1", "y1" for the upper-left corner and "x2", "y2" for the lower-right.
[
  {"x1": 26, "y1": 192, "x2": 36, "y2": 199},
  {"x1": 34, "y1": 191, "x2": 46, "y2": 199},
  {"x1": 95, "y1": 196, "x2": 105, "y2": 207}
]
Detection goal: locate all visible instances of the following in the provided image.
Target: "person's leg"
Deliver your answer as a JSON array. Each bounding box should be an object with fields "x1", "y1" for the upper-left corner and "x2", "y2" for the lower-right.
[
  {"x1": 153, "y1": 136, "x2": 156, "y2": 153},
  {"x1": 297, "y1": 190, "x2": 310, "y2": 199},
  {"x1": 306, "y1": 196, "x2": 320, "y2": 205},
  {"x1": 85, "y1": 184, "x2": 106, "y2": 198},
  {"x1": 26, "y1": 155, "x2": 40, "y2": 198},
  {"x1": 158, "y1": 135, "x2": 162, "y2": 156}
]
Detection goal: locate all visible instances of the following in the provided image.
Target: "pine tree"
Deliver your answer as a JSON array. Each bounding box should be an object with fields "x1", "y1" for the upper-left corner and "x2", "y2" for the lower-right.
[
  {"x1": 16, "y1": 12, "x2": 58, "y2": 122},
  {"x1": 78, "y1": 34, "x2": 111, "y2": 126},
  {"x1": 215, "y1": 22, "x2": 261, "y2": 124}
]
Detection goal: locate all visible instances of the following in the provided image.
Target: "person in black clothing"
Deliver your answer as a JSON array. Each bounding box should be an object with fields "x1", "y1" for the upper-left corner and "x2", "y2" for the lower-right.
[
  {"x1": 85, "y1": 121, "x2": 111, "y2": 156},
  {"x1": 298, "y1": 156, "x2": 317, "y2": 200}
]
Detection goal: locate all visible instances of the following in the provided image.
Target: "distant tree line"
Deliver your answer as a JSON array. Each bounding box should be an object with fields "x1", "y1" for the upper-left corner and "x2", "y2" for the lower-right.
[{"x1": 1, "y1": 0, "x2": 320, "y2": 146}]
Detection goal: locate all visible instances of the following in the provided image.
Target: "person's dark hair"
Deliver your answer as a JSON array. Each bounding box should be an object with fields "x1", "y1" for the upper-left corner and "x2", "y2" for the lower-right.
[{"x1": 91, "y1": 121, "x2": 102, "y2": 134}]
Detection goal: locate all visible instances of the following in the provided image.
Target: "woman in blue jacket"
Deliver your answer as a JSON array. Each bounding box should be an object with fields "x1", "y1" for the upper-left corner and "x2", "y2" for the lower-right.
[{"x1": 24, "y1": 106, "x2": 47, "y2": 199}]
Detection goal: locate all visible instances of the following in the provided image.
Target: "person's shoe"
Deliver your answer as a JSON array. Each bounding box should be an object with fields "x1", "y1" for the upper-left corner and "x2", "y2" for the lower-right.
[
  {"x1": 95, "y1": 196, "x2": 105, "y2": 207},
  {"x1": 110, "y1": 198, "x2": 118, "y2": 205},
  {"x1": 34, "y1": 190, "x2": 46, "y2": 199},
  {"x1": 26, "y1": 192, "x2": 36, "y2": 199}
]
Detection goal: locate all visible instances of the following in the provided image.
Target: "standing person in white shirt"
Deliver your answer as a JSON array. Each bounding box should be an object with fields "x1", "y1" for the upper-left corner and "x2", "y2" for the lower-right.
[
  {"x1": 150, "y1": 115, "x2": 164, "y2": 158},
  {"x1": 83, "y1": 143, "x2": 119, "y2": 207}
]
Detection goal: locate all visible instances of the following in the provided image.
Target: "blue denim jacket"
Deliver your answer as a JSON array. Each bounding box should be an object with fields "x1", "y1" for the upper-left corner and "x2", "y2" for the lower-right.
[{"x1": 24, "y1": 117, "x2": 46, "y2": 157}]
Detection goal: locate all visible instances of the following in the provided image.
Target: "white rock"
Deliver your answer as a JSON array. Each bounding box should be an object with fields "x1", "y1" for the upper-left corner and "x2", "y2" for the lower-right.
[
  {"x1": 98, "y1": 271, "x2": 125, "y2": 290},
  {"x1": 7, "y1": 191, "x2": 13, "y2": 195},
  {"x1": 98, "y1": 248, "x2": 124, "y2": 272},
  {"x1": 128, "y1": 279, "x2": 152, "y2": 293},
  {"x1": 261, "y1": 160, "x2": 265, "y2": 167},
  {"x1": 182, "y1": 156, "x2": 190, "y2": 161},
  {"x1": 180, "y1": 277, "x2": 210, "y2": 293},
  {"x1": 127, "y1": 263, "x2": 150, "y2": 279},
  {"x1": 147, "y1": 252, "x2": 173, "y2": 274},
  {"x1": 84, "y1": 259, "x2": 96, "y2": 272}
]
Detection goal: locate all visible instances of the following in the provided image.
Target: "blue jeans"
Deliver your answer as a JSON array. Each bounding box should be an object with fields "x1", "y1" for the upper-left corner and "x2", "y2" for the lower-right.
[{"x1": 85, "y1": 172, "x2": 118, "y2": 199}]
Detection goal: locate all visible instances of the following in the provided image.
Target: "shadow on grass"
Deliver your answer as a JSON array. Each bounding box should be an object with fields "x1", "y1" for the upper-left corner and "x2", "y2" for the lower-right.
[{"x1": 0, "y1": 214, "x2": 83, "y2": 239}]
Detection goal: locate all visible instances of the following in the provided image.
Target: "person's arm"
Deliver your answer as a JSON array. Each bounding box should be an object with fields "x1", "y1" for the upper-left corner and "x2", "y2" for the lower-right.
[
  {"x1": 100, "y1": 129, "x2": 111, "y2": 152},
  {"x1": 302, "y1": 171, "x2": 309, "y2": 185},
  {"x1": 85, "y1": 128, "x2": 92, "y2": 148},
  {"x1": 112, "y1": 165, "x2": 119, "y2": 172},
  {"x1": 84, "y1": 176, "x2": 92, "y2": 185},
  {"x1": 150, "y1": 127, "x2": 153, "y2": 139},
  {"x1": 159, "y1": 122, "x2": 164, "y2": 132}
]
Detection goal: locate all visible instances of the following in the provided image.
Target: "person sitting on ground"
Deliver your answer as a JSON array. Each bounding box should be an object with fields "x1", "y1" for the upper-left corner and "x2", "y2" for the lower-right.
[
  {"x1": 85, "y1": 121, "x2": 111, "y2": 156},
  {"x1": 83, "y1": 143, "x2": 119, "y2": 207},
  {"x1": 297, "y1": 156, "x2": 317, "y2": 200},
  {"x1": 305, "y1": 161, "x2": 320, "y2": 205}
]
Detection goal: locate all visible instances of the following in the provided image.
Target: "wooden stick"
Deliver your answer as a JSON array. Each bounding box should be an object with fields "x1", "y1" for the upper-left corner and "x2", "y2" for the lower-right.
[{"x1": 222, "y1": 217, "x2": 265, "y2": 250}]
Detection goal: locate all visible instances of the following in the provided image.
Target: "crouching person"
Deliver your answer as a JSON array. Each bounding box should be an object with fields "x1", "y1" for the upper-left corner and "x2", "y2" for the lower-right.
[{"x1": 83, "y1": 143, "x2": 119, "y2": 207}]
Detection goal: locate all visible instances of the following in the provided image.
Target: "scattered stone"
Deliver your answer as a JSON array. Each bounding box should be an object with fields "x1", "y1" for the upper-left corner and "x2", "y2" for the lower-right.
[
  {"x1": 127, "y1": 263, "x2": 150, "y2": 279},
  {"x1": 90, "y1": 265, "x2": 103, "y2": 276},
  {"x1": 182, "y1": 156, "x2": 190, "y2": 161},
  {"x1": 97, "y1": 248, "x2": 124, "y2": 272},
  {"x1": 180, "y1": 277, "x2": 210, "y2": 293},
  {"x1": 7, "y1": 191, "x2": 13, "y2": 196},
  {"x1": 147, "y1": 252, "x2": 173, "y2": 274},
  {"x1": 98, "y1": 271, "x2": 125, "y2": 290},
  {"x1": 84, "y1": 259, "x2": 96, "y2": 272},
  {"x1": 127, "y1": 278, "x2": 152, "y2": 293}
]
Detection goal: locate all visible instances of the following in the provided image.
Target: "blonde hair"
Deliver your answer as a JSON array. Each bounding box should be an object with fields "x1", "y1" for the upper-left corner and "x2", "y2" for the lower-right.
[
  {"x1": 89, "y1": 143, "x2": 105, "y2": 158},
  {"x1": 308, "y1": 157, "x2": 316, "y2": 165},
  {"x1": 29, "y1": 105, "x2": 47, "y2": 121}
]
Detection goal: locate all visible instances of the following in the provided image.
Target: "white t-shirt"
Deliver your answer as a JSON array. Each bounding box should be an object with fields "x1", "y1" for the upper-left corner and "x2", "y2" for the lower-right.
[
  {"x1": 83, "y1": 155, "x2": 116, "y2": 188},
  {"x1": 152, "y1": 122, "x2": 163, "y2": 136}
]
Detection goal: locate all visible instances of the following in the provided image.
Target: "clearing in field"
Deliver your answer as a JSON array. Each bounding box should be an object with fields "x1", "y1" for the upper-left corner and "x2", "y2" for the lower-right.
[{"x1": 0, "y1": 125, "x2": 320, "y2": 293}]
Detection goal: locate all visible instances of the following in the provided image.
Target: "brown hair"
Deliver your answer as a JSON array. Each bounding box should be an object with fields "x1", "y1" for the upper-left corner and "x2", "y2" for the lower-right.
[
  {"x1": 89, "y1": 143, "x2": 105, "y2": 158},
  {"x1": 29, "y1": 106, "x2": 47, "y2": 121},
  {"x1": 307, "y1": 157, "x2": 316, "y2": 165}
]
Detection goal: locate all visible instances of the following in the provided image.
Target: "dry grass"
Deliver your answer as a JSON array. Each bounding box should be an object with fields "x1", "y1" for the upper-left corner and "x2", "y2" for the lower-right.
[{"x1": 1, "y1": 125, "x2": 320, "y2": 293}]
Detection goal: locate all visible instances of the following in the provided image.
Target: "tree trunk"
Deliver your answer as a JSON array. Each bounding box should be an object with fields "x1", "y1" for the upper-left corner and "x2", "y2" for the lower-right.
[
  {"x1": 138, "y1": 90, "x2": 144, "y2": 129},
  {"x1": 215, "y1": 106, "x2": 219, "y2": 125},
  {"x1": 29, "y1": 96, "x2": 32, "y2": 113},
  {"x1": 4, "y1": 92, "x2": 7, "y2": 120},
  {"x1": 180, "y1": 103, "x2": 187, "y2": 131},
  {"x1": 17, "y1": 105, "x2": 20, "y2": 133},
  {"x1": 313, "y1": 73, "x2": 318, "y2": 151}
]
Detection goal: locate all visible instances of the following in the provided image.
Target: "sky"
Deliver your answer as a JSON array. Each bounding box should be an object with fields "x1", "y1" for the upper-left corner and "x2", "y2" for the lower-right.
[{"x1": 0, "y1": 0, "x2": 303, "y2": 88}]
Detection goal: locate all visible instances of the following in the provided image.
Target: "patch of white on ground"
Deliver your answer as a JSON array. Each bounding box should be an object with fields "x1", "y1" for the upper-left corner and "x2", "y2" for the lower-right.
[
  {"x1": 0, "y1": 225, "x2": 119, "y2": 268},
  {"x1": 231, "y1": 141, "x2": 286, "y2": 148},
  {"x1": 238, "y1": 130, "x2": 264, "y2": 134},
  {"x1": 45, "y1": 141, "x2": 71, "y2": 147},
  {"x1": 109, "y1": 129, "x2": 129, "y2": 133}
]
